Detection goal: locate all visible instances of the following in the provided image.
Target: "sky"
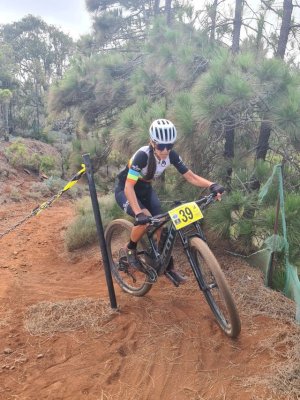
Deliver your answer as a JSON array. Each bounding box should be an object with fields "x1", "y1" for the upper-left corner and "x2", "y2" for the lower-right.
[
  {"x1": 0, "y1": 1, "x2": 297, "y2": 48},
  {"x1": 0, "y1": 0, "x2": 267, "y2": 40},
  {"x1": 0, "y1": 0, "x2": 92, "y2": 39}
]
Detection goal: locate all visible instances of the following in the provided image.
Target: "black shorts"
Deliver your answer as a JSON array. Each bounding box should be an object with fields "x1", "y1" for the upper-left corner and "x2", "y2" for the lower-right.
[{"x1": 115, "y1": 180, "x2": 162, "y2": 217}]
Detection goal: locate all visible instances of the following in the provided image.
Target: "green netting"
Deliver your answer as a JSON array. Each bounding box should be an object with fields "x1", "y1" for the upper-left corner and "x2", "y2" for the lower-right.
[
  {"x1": 247, "y1": 248, "x2": 272, "y2": 280},
  {"x1": 247, "y1": 234, "x2": 285, "y2": 284},
  {"x1": 251, "y1": 164, "x2": 300, "y2": 322}
]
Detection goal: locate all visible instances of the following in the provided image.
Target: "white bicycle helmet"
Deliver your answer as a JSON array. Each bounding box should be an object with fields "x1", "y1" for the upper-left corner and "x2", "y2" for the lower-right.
[{"x1": 149, "y1": 119, "x2": 177, "y2": 144}]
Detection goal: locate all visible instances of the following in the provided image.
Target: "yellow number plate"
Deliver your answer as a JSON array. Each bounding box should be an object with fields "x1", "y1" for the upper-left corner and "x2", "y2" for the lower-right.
[{"x1": 168, "y1": 202, "x2": 203, "y2": 230}]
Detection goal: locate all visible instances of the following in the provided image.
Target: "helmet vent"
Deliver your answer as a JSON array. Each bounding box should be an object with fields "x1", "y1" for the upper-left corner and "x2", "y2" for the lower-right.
[{"x1": 149, "y1": 119, "x2": 177, "y2": 144}]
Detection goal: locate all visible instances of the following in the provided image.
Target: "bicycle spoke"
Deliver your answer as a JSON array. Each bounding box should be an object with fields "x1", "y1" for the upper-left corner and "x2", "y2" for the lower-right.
[{"x1": 105, "y1": 219, "x2": 153, "y2": 297}]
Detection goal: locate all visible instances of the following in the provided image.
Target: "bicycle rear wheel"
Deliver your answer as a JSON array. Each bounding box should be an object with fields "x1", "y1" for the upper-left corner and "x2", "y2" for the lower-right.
[
  {"x1": 105, "y1": 219, "x2": 153, "y2": 297},
  {"x1": 189, "y1": 237, "x2": 241, "y2": 338}
]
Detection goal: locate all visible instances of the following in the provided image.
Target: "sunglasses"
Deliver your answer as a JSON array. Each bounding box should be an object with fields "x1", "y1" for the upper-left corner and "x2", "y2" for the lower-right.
[{"x1": 155, "y1": 143, "x2": 174, "y2": 151}]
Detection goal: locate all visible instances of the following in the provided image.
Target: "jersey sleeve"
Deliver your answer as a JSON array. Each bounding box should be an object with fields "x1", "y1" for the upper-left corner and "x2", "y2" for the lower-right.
[
  {"x1": 169, "y1": 150, "x2": 189, "y2": 174},
  {"x1": 126, "y1": 150, "x2": 148, "y2": 184}
]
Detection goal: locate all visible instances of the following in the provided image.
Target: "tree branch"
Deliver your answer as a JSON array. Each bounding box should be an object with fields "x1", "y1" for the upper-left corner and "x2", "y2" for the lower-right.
[
  {"x1": 260, "y1": 0, "x2": 281, "y2": 15},
  {"x1": 244, "y1": 0, "x2": 262, "y2": 19}
]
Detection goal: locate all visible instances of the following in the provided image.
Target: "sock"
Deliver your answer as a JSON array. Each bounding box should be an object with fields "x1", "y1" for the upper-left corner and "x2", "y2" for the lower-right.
[{"x1": 127, "y1": 240, "x2": 137, "y2": 250}]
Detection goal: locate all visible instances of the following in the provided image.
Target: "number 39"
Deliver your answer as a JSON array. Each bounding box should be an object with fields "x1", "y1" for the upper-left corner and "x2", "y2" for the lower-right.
[{"x1": 179, "y1": 207, "x2": 193, "y2": 222}]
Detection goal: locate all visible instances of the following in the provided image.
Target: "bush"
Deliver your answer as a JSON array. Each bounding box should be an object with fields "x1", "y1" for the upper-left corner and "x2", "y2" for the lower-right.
[
  {"x1": 205, "y1": 190, "x2": 259, "y2": 254},
  {"x1": 4, "y1": 140, "x2": 57, "y2": 174},
  {"x1": 43, "y1": 176, "x2": 84, "y2": 199},
  {"x1": 39, "y1": 155, "x2": 56, "y2": 174},
  {"x1": 10, "y1": 188, "x2": 21, "y2": 202},
  {"x1": 65, "y1": 213, "x2": 98, "y2": 251},
  {"x1": 65, "y1": 194, "x2": 126, "y2": 251},
  {"x1": 29, "y1": 182, "x2": 51, "y2": 199},
  {"x1": 5, "y1": 141, "x2": 37, "y2": 170},
  {"x1": 45, "y1": 177, "x2": 68, "y2": 194}
]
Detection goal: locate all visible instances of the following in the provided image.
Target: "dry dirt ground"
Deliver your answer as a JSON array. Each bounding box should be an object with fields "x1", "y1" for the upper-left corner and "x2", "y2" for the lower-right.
[{"x1": 0, "y1": 159, "x2": 299, "y2": 400}]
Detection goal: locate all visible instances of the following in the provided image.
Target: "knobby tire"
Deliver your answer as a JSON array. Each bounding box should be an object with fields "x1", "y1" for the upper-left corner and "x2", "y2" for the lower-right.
[
  {"x1": 189, "y1": 237, "x2": 241, "y2": 338},
  {"x1": 105, "y1": 219, "x2": 153, "y2": 297}
]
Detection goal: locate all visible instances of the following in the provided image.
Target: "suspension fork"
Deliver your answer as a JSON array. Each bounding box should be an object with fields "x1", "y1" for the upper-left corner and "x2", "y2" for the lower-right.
[{"x1": 177, "y1": 230, "x2": 206, "y2": 291}]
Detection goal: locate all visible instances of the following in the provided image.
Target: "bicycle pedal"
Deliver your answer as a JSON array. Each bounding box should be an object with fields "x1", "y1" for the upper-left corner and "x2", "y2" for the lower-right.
[
  {"x1": 118, "y1": 264, "x2": 126, "y2": 272},
  {"x1": 118, "y1": 255, "x2": 128, "y2": 272}
]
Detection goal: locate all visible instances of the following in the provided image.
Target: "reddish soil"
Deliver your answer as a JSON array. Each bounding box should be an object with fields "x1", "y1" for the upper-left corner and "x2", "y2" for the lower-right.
[{"x1": 0, "y1": 161, "x2": 298, "y2": 400}]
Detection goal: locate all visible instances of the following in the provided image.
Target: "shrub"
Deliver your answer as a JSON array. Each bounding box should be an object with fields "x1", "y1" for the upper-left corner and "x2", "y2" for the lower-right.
[
  {"x1": 39, "y1": 155, "x2": 56, "y2": 174},
  {"x1": 4, "y1": 141, "x2": 57, "y2": 174},
  {"x1": 65, "y1": 194, "x2": 125, "y2": 251},
  {"x1": 29, "y1": 182, "x2": 51, "y2": 198},
  {"x1": 10, "y1": 188, "x2": 21, "y2": 202},
  {"x1": 5, "y1": 142, "x2": 29, "y2": 167},
  {"x1": 45, "y1": 177, "x2": 67, "y2": 193},
  {"x1": 65, "y1": 213, "x2": 98, "y2": 251}
]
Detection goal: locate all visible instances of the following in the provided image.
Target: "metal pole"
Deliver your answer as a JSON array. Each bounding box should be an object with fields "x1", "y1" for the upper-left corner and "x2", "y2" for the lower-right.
[{"x1": 82, "y1": 153, "x2": 117, "y2": 309}]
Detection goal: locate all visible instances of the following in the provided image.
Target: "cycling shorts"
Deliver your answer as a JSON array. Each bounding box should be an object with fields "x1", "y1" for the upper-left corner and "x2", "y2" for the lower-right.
[{"x1": 115, "y1": 180, "x2": 162, "y2": 218}]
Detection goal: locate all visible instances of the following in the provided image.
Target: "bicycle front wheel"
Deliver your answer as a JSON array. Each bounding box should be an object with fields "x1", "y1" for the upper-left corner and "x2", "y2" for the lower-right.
[
  {"x1": 105, "y1": 219, "x2": 153, "y2": 297},
  {"x1": 189, "y1": 237, "x2": 241, "y2": 338}
]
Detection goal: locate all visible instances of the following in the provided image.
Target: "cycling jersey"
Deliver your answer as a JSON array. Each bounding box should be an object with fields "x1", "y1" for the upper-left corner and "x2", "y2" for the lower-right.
[
  {"x1": 117, "y1": 145, "x2": 189, "y2": 187},
  {"x1": 115, "y1": 145, "x2": 189, "y2": 217}
]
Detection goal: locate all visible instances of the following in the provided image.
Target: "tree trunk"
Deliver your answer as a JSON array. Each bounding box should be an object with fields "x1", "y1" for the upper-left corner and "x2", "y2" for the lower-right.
[
  {"x1": 154, "y1": 0, "x2": 160, "y2": 16},
  {"x1": 210, "y1": 0, "x2": 218, "y2": 43},
  {"x1": 34, "y1": 79, "x2": 40, "y2": 135},
  {"x1": 256, "y1": 119, "x2": 271, "y2": 160},
  {"x1": 224, "y1": 125, "x2": 235, "y2": 159},
  {"x1": 223, "y1": 117, "x2": 235, "y2": 189},
  {"x1": 275, "y1": 0, "x2": 293, "y2": 59},
  {"x1": 4, "y1": 102, "x2": 9, "y2": 141},
  {"x1": 242, "y1": 117, "x2": 272, "y2": 226},
  {"x1": 9, "y1": 102, "x2": 13, "y2": 135},
  {"x1": 231, "y1": 0, "x2": 243, "y2": 54},
  {"x1": 165, "y1": 0, "x2": 172, "y2": 26},
  {"x1": 255, "y1": 13, "x2": 265, "y2": 55}
]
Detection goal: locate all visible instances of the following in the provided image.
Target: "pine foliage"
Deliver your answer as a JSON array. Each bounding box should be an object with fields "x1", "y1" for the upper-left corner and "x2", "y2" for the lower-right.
[{"x1": 42, "y1": 5, "x2": 300, "y2": 262}]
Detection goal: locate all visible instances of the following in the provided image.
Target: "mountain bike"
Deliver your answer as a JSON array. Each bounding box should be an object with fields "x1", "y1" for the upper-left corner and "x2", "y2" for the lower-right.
[{"x1": 105, "y1": 193, "x2": 241, "y2": 338}]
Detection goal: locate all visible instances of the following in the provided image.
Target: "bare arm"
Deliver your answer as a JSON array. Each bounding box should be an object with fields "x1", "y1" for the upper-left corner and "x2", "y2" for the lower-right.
[
  {"x1": 124, "y1": 180, "x2": 142, "y2": 216},
  {"x1": 182, "y1": 170, "x2": 213, "y2": 188}
]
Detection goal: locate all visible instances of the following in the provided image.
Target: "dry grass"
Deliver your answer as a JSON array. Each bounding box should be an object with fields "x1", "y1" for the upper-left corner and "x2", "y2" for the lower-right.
[
  {"x1": 220, "y1": 255, "x2": 296, "y2": 321},
  {"x1": 221, "y1": 254, "x2": 300, "y2": 400},
  {"x1": 0, "y1": 307, "x2": 12, "y2": 328},
  {"x1": 98, "y1": 386, "x2": 144, "y2": 400},
  {"x1": 174, "y1": 247, "x2": 300, "y2": 400},
  {"x1": 268, "y1": 331, "x2": 300, "y2": 400},
  {"x1": 24, "y1": 298, "x2": 118, "y2": 335},
  {"x1": 240, "y1": 332, "x2": 300, "y2": 400}
]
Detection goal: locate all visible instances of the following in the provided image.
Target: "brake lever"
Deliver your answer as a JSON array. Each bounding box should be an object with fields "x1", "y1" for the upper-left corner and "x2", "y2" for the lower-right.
[
  {"x1": 149, "y1": 218, "x2": 161, "y2": 226},
  {"x1": 200, "y1": 194, "x2": 215, "y2": 209}
]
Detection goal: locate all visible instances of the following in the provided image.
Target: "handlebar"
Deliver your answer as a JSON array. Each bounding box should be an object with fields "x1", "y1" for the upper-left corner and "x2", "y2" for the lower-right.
[{"x1": 147, "y1": 193, "x2": 217, "y2": 226}]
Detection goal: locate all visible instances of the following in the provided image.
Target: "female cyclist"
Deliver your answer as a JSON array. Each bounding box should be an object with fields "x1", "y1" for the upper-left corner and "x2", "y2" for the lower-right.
[{"x1": 115, "y1": 118, "x2": 224, "y2": 284}]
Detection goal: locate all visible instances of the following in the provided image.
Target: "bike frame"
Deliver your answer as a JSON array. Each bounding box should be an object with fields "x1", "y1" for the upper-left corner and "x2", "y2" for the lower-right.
[
  {"x1": 144, "y1": 210, "x2": 206, "y2": 276},
  {"x1": 142, "y1": 195, "x2": 215, "y2": 290},
  {"x1": 108, "y1": 193, "x2": 240, "y2": 338}
]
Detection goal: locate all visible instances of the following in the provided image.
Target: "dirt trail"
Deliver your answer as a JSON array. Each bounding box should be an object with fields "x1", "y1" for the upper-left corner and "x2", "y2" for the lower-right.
[{"x1": 0, "y1": 200, "x2": 298, "y2": 400}]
